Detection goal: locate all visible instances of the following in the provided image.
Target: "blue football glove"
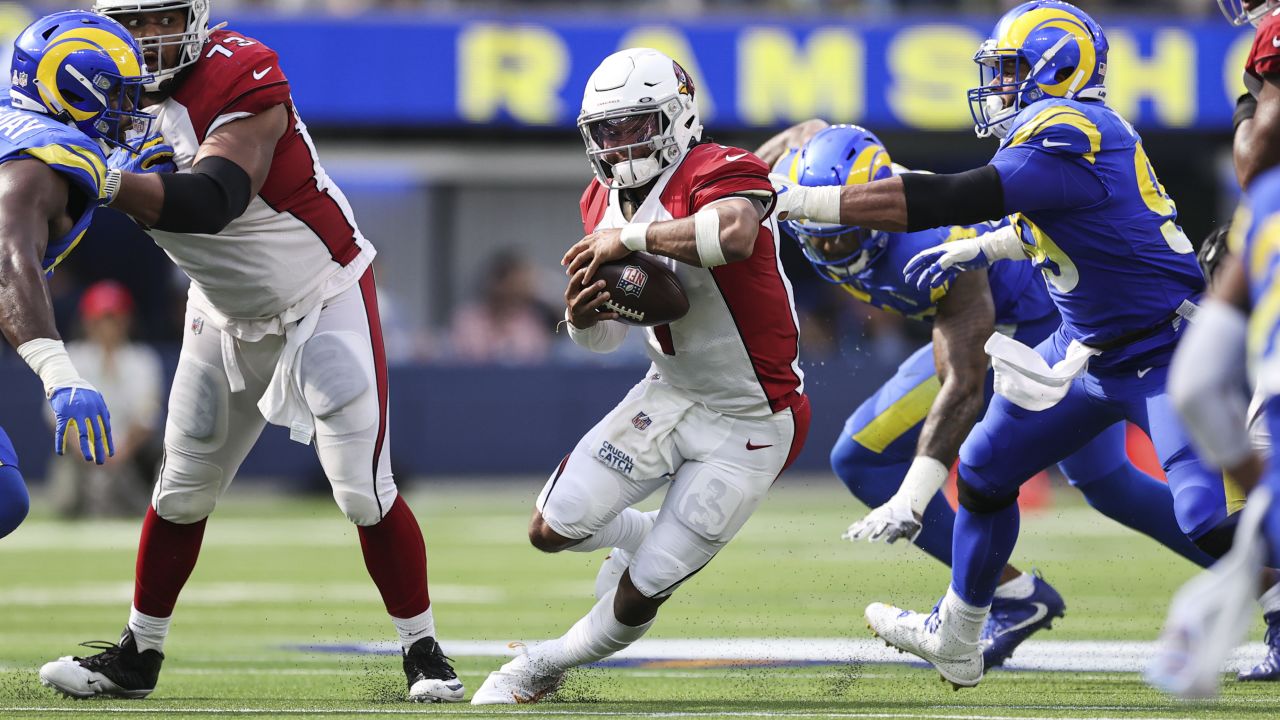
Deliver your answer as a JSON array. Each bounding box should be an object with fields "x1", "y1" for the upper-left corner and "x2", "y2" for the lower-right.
[
  {"x1": 49, "y1": 385, "x2": 114, "y2": 464},
  {"x1": 108, "y1": 133, "x2": 176, "y2": 174}
]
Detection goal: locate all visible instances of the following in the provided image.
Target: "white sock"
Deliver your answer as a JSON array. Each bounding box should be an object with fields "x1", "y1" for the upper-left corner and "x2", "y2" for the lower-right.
[
  {"x1": 127, "y1": 606, "x2": 171, "y2": 654},
  {"x1": 993, "y1": 572, "x2": 1036, "y2": 600},
  {"x1": 527, "y1": 590, "x2": 654, "y2": 672},
  {"x1": 393, "y1": 606, "x2": 436, "y2": 650},
  {"x1": 942, "y1": 586, "x2": 990, "y2": 647},
  {"x1": 1260, "y1": 582, "x2": 1280, "y2": 615},
  {"x1": 568, "y1": 509, "x2": 656, "y2": 554}
]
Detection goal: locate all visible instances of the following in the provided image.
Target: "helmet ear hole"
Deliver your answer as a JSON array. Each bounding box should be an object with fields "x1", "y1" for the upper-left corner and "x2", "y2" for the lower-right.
[{"x1": 1054, "y1": 66, "x2": 1075, "y2": 83}]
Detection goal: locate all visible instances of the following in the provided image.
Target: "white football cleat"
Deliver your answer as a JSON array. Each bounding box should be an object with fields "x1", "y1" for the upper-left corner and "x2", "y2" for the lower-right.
[
  {"x1": 471, "y1": 644, "x2": 564, "y2": 705},
  {"x1": 866, "y1": 601, "x2": 983, "y2": 689},
  {"x1": 594, "y1": 548, "x2": 631, "y2": 601}
]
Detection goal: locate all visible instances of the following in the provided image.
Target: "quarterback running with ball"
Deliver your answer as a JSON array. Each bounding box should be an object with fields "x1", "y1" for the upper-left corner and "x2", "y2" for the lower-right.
[{"x1": 470, "y1": 48, "x2": 809, "y2": 704}]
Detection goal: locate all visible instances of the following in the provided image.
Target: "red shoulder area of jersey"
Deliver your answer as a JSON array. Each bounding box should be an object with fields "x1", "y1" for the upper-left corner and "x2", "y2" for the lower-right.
[
  {"x1": 171, "y1": 29, "x2": 291, "y2": 141},
  {"x1": 660, "y1": 144, "x2": 774, "y2": 219},
  {"x1": 1249, "y1": 9, "x2": 1280, "y2": 79},
  {"x1": 580, "y1": 179, "x2": 610, "y2": 234}
]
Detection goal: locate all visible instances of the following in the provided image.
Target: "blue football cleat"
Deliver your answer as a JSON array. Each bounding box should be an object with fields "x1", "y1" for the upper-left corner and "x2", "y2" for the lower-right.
[
  {"x1": 1238, "y1": 611, "x2": 1280, "y2": 681},
  {"x1": 981, "y1": 572, "x2": 1066, "y2": 669}
]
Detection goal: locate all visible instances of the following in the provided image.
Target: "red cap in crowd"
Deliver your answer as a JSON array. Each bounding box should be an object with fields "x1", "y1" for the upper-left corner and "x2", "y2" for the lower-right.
[{"x1": 79, "y1": 280, "x2": 135, "y2": 321}]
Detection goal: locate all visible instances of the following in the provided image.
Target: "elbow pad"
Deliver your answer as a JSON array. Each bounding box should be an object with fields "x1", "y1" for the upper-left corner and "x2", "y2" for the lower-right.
[
  {"x1": 901, "y1": 166, "x2": 1005, "y2": 231},
  {"x1": 154, "y1": 156, "x2": 252, "y2": 234},
  {"x1": 1168, "y1": 298, "x2": 1252, "y2": 470}
]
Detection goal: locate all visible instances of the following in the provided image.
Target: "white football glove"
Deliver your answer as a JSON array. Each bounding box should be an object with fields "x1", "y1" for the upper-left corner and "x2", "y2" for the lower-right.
[{"x1": 843, "y1": 493, "x2": 922, "y2": 544}]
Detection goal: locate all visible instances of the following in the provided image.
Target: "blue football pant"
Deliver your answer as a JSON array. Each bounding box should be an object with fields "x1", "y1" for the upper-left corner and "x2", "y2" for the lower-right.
[
  {"x1": 952, "y1": 330, "x2": 1225, "y2": 606},
  {"x1": 0, "y1": 426, "x2": 29, "y2": 539}
]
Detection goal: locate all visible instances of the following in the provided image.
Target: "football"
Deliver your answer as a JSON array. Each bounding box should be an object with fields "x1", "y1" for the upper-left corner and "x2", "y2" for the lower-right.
[{"x1": 593, "y1": 253, "x2": 689, "y2": 326}]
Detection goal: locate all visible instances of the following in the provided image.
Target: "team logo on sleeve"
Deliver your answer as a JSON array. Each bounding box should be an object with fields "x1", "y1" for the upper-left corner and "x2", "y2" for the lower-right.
[
  {"x1": 616, "y1": 265, "x2": 648, "y2": 298},
  {"x1": 631, "y1": 411, "x2": 652, "y2": 431}
]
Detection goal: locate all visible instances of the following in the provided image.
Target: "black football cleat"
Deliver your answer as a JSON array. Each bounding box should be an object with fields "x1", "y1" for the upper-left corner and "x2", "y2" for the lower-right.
[
  {"x1": 404, "y1": 636, "x2": 465, "y2": 702},
  {"x1": 39, "y1": 628, "x2": 163, "y2": 699}
]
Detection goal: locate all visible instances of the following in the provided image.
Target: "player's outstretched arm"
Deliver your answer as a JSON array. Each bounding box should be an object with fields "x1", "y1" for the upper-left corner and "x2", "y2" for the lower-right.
[
  {"x1": 1237, "y1": 76, "x2": 1280, "y2": 189},
  {"x1": 844, "y1": 270, "x2": 994, "y2": 544},
  {"x1": 0, "y1": 161, "x2": 114, "y2": 464},
  {"x1": 563, "y1": 196, "x2": 764, "y2": 282},
  {"x1": 111, "y1": 105, "x2": 288, "y2": 232},
  {"x1": 754, "y1": 118, "x2": 829, "y2": 167}
]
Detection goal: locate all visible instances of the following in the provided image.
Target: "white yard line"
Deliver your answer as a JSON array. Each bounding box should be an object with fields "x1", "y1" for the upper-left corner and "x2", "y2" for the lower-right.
[
  {"x1": 0, "y1": 582, "x2": 505, "y2": 606},
  {"x1": 0, "y1": 709, "x2": 1216, "y2": 720}
]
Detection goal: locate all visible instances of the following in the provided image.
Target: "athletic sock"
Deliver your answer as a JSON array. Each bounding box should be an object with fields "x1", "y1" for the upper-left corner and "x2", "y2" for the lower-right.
[
  {"x1": 567, "y1": 509, "x2": 656, "y2": 554},
  {"x1": 1261, "y1": 582, "x2": 1280, "y2": 615},
  {"x1": 951, "y1": 478, "x2": 1021, "y2": 607},
  {"x1": 393, "y1": 607, "x2": 437, "y2": 650},
  {"x1": 133, "y1": 506, "x2": 206, "y2": 619},
  {"x1": 127, "y1": 607, "x2": 171, "y2": 654},
  {"x1": 1076, "y1": 462, "x2": 1215, "y2": 568},
  {"x1": 527, "y1": 590, "x2": 654, "y2": 672},
  {"x1": 358, "y1": 495, "x2": 430, "y2": 619},
  {"x1": 942, "y1": 586, "x2": 990, "y2": 647},
  {"x1": 993, "y1": 571, "x2": 1036, "y2": 601}
]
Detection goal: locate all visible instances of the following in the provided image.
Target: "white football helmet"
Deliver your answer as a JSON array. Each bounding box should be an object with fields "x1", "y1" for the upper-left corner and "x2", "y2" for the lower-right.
[
  {"x1": 1218, "y1": 0, "x2": 1280, "y2": 26},
  {"x1": 578, "y1": 48, "x2": 703, "y2": 189},
  {"x1": 92, "y1": 0, "x2": 211, "y2": 91}
]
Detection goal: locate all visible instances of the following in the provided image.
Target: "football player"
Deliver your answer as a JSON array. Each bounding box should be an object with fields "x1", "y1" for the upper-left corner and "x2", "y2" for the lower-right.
[
  {"x1": 758, "y1": 122, "x2": 1213, "y2": 669},
  {"x1": 37, "y1": 0, "x2": 462, "y2": 703},
  {"x1": 470, "y1": 48, "x2": 808, "y2": 704},
  {"x1": 0, "y1": 11, "x2": 158, "y2": 539},
  {"x1": 775, "y1": 1, "x2": 1226, "y2": 688}
]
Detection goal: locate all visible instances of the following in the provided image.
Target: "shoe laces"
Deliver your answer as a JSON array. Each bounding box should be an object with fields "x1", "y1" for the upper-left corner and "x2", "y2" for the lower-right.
[
  {"x1": 407, "y1": 639, "x2": 458, "y2": 681},
  {"x1": 924, "y1": 602, "x2": 942, "y2": 634},
  {"x1": 73, "y1": 641, "x2": 126, "y2": 670}
]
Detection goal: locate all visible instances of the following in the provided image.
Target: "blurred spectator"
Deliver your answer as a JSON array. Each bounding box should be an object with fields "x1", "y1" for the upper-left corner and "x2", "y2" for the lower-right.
[
  {"x1": 47, "y1": 282, "x2": 163, "y2": 519},
  {"x1": 449, "y1": 249, "x2": 560, "y2": 364}
]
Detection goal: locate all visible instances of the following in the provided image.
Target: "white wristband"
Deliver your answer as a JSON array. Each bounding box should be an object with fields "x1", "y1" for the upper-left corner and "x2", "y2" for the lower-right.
[
  {"x1": 102, "y1": 168, "x2": 122, "y2": 203},
  {"x1": 979, "y1": 224, "x2": 1027, "y2": 262},
  {"x1": 894, "y1": 456, "x2": 951, "y2": 516},
  {"x1": 620, "y1": 222, "x2": 650, "y2": 253},
  {"x1": 694, "y1": 208, "x2": 728, "y2": 267},
  {"x1": 801, "y1": 185, "x2": 843, "y2": 224},
  {"x1": 16, "y1": 338, "x2": 84, "y2": 397}
]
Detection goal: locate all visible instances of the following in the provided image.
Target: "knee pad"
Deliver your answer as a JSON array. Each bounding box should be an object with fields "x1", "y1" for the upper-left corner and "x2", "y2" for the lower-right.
[
  {"x1": 957, "y1": 473, "x2": 1019, "y2": 514},
  {"x1": 167, "y1": 357, "x2": 227, "y2": 443},
  {"x1": 1191, "y1": 515, "x2": 1239, "y2": 559},
  {"x1": 301, "y1": 332, "x2": 375, "y2": 433},
  {"x1": 334, "y1": 488, "x2": 393, "y2": 527},
  {"x1": 0, "y1": 464, "x2": 29, "y2": 539},
  {"x1": 670, "y1": 470, "x2": 753, "y2": 544},
  {"x1": 152, "y1": 452, "x2": 223, "y2": 524}
]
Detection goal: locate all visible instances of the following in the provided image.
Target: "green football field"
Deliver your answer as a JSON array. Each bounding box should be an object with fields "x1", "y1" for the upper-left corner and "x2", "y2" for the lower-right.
[{"x1": 1, "y1": 477, "x2": 1277, "y2": 719}]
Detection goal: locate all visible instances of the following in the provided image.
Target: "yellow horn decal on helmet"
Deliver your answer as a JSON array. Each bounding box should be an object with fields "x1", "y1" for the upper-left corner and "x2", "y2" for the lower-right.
[
  {"x1": 847, "y1": 144, "x2": 891, "y2": 186},
  {"x1": 1000, "y1": 8, "x2": 1096, "y2": 99},
  {"x1": 35, "y1": 28, "x2": 141, "y2": 121},
  {"x1": 787, "y1": 148, "x2": 803, "y2": 184}
]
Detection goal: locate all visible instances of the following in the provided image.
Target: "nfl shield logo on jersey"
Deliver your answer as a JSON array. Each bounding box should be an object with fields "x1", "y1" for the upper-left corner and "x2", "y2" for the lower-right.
[
  {"x1": 632, "y1": 411, "x2": 652, "y2": 431},
  {"x1": 617, "y1": 265, "x2": 648, "y2": 298},
  {"x1": 190, "y1": 316, "x2": 204, "y2": 335}
]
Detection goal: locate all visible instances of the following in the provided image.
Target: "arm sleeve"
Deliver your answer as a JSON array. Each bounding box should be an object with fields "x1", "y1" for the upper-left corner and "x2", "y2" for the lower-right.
[
  {"x1": 565, "y1": 313, "x2": 630, "y2": 353},
  {"x1": 989, "y1": 144, "x2": 1107, "y2": 214},
  {"x1": 154, "y1": 156, "x2": 252, "y2": 234}
]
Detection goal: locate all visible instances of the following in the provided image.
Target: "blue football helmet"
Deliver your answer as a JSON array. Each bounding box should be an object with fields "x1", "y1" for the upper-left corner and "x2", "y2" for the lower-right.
[
  {"x1": 774, "y1": 125, "x2": 894, "y2": 284},
  {"x1": 9, "y1": 11, "x2": 154, "y2": 152},
  {"x1": 969, "y1": 1, "x2": 1108, "y2": 139}
]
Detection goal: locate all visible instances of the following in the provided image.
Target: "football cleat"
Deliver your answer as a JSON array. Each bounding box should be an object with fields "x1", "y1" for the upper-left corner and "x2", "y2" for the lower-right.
[
  {"x1": 1238, "y1": 611, "x2": 1280, "y2": 681},
  {"x1": 866, "y1": 601, "x2": 983, "y2": 689},
  {"x1": 471, "y1": 643, "x2": 564, "y2": 705},
  {"x1": 981, "y1": 572, "x2": 1066, "y2": 669},
  {"x1": 594, "y1": 547, "x2": 631, "y2": 601},
  {"x1": 404, "y1": 637, "x2": 465, "y2": 703},
  {"x1": 39, "y1": 628, "x2": 163, "y2": 699}
]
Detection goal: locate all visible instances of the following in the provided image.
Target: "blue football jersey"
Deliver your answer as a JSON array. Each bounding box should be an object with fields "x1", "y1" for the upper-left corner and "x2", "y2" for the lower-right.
[
  {"x1": 991, "y1": 98, "x2": 1204, "y2": 363},
  {"x1": 1234, "y1": 166, "x2": 1280, "y2": 383},
  {"x1": 838, "y1": 218, "x2": 1056, "y2": 327},
  {"x1": 0, "y1": 99, "x2": 107, "y2": 273}
]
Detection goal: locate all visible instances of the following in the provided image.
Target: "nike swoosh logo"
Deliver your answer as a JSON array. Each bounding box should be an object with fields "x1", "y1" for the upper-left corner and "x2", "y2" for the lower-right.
[
  {"x1": 643, "y1": 81, "x2": 661, "y2": 87},
  {"x1": 1137, "y1": 367, "x2": 1152, "y2": 378},
  {"x1": 86, "y1": 678, "x2": 97, "y2": 686},
  {"x1": 745, "y1": 440, "x2": 773, "y2": 451},
  {"x1": 725, "y1": 152, "x2": 748, "y2": 162},
  {"x1": 993, "y1": 602, "x2": 1049, "y2": 637},
  {"x1": 1041, "y1": 139, "x2": 1071, "y2": 148},
  {"x1": 253, "y1": 67, "x2": 272, "y2": 80}
]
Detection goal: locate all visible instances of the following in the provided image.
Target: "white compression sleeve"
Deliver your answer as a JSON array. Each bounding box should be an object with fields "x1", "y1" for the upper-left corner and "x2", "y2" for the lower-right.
[
  {"x1": 16, "y1": 338, "x2": 84, "y2": 396},
  {"x1": 892, "y1": 456, "x2": 951, "y2": 516},
  {"x1": 693, "y1": 208, "x2": 727, "y2": 267},
  {"x1": 1168, "y1": 298, "x2": 1253, "y2": 469},
  {"x1": 565, "y1": 310, "x2": 630, "y2": 354}
]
